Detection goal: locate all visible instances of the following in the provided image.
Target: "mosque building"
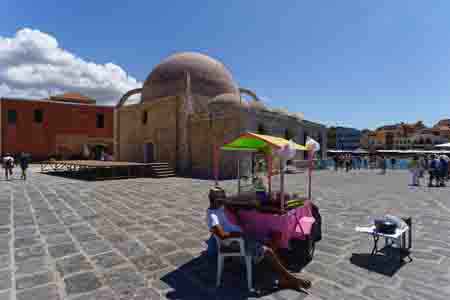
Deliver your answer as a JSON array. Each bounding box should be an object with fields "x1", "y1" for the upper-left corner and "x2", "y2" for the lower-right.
[{"x1": 115, "y1": 52, "x2": 327, "y2": 178}]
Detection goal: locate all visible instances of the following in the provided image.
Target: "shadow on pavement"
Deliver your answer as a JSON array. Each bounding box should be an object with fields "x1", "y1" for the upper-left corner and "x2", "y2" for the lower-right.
[
  {"x1": 161, "y1": 252, "x2": 312, "y2": 300},
  {"x1": 39, "y1": 171, "x2": 144, "y2": 181},
  {"x1": 350, "y1": 252, "x2": 408, "y2": 277}
]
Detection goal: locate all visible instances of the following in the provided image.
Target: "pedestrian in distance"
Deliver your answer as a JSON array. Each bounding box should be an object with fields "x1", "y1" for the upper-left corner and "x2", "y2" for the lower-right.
[
  {"x1": 418, "y1": 156, "x2": 426, "y2": 178},
  {"x1": 441, "y1": 154, "x2": 450, "y2": 181},
  {"x1": 391, "y1": 157, "x2": 396, "y2": 170},
  {"x1": 439, "y1": 155, "x2": 448, "y2": 187},
  {"x1": 378, "y1": 156, "x2": 386, "y2": 175},
  {"x1": 380, "y1": 156, "x2": 387, "y2": 175},
  {"x1": 424, "y1": 155, "x2": 429, "y2": 174},
  {"x1": 365, "y1": 156, "x2": 370, "y2": 169},
  {"x1": 338, "y1": 154, "x2": 344, "y2": 171},
  {"x1": 2, "y1": 153, "x2": 15, "y2": 180},
  {"x1": 408, "y1": 156, "x2": 420, "y2": 186},
  {"x1": 428, "y1": 154, "x2": 440, "y2": 187},
  {"x1": 19, "y1": 152, "x2": 30, "y2": 181},
  {"x1": 345, "y1": 154, "x2": 351, "y2": 172}
]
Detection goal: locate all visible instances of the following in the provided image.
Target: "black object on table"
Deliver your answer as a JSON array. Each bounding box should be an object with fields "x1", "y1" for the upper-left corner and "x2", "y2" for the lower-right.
[{"x1": 370, "y1": 217, "x2": 413, "y2": 263}]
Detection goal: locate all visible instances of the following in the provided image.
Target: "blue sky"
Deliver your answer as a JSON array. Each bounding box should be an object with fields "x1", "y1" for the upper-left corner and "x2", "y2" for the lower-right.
[{"x1": 2, "y1": 1, "x2": 450, "y2": 130}]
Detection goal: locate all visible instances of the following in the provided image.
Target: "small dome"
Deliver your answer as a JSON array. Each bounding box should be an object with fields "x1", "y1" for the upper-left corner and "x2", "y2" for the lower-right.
[
  {"x1": 209, "y1": 93, "x2": 248, "y2": 108},
  {"x1": 248, "y1": 100, "x2": 268, "y2": 111},
  {"x1": 141, "y1": 52, "x2": 239, "y2": 102}
]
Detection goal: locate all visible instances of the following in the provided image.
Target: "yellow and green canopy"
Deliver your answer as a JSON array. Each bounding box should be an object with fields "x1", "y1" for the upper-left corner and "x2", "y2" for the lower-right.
[{"x1": 221, "y1": 132, "x2": 307, "y2": 152}]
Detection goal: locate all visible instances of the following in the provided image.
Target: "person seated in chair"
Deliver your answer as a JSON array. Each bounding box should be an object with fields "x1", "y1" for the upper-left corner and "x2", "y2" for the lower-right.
[{"x1": 206, "y1": 191, "x2": 311, "y2": 291}]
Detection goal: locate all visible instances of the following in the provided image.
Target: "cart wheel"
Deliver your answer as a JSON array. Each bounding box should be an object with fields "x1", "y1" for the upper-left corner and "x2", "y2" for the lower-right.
[{"x1": 289, "y1": 238, "x2": 315, "y2": 263}]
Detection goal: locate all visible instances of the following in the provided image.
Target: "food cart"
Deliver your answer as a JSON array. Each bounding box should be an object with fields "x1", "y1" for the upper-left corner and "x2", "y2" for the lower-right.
[{"x1": 211, "y1": 132, "x2": 320, "y2": 260}]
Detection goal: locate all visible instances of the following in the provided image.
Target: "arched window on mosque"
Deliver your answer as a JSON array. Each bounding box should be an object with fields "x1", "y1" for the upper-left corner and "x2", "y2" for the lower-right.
[{"x1": 142, "y1": 111, "x2": 148, "y2": 125}]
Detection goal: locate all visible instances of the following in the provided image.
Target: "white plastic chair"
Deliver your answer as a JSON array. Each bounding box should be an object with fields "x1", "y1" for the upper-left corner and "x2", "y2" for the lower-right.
[{"x1": 213, "y1": 234, "x2": 253, "y2": 291}]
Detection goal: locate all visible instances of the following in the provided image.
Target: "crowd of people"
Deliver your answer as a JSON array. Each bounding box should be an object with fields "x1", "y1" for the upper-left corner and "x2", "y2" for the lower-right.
[
  {"x1": 408, "y1": 154, "x2": 449, "y2": 187},
  {"x1": 331, "y1": 153, "x2": 450, "y2": 188},
  {"x1": 332, "y1": 154, "x2": 372, "y2": 172},
  {"x1": 2, "y1": 152, "x2": 30, "y2": 181}
]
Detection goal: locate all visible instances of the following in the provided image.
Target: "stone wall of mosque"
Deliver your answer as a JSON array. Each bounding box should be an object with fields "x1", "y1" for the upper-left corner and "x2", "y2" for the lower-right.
[
  {"x1": 116, "y1": 96, "x2": 178, "y2": 169},
  {"x1": 191, "y1": 99, "x2": 242, "y2": 179},
  {"x1": 115, "y1": 95, "x2": 327, "y2": 178}
]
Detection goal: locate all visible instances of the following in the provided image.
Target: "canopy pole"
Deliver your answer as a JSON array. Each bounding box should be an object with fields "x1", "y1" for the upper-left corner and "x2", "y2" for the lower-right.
[
  {"x1": 237, "y1": 158, "x2": 241, "y2": 195},
  {"x1": 214, "y1": 145, "x2": 219, "y2": 186},
  {"x1": 308, "y1": 150, "x2": 313, "y2": 200},
  {"x1": 280, "y1": 158, "x2": 285, "y2": 212},
  {"x1": 267, "y1": 153, "x2": 272, "y2": 195}
]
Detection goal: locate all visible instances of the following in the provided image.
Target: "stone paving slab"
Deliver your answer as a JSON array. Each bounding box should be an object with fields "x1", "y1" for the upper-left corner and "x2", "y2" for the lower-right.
[
  {"x1": 15, "y1": 271, "x2": 54, "y2": 291},
  {"x1": 0, "y1": 170, "x2": 449, "y2": 299}
]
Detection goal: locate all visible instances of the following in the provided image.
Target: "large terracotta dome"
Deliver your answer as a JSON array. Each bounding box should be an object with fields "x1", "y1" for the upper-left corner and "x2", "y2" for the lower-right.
[{"x1": 141, "y1": 52, "x2": 239, "y2": 102}]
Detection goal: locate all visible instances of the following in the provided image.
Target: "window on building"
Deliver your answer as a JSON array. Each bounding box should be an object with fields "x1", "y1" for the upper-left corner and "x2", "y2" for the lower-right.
[
  {"x1": 96, "y1": 113, "x2": 105, "y2": 128},
  {"x1": 284, "y1": 128, "x2": 294, "y2": 140},
  {"x1": 257, "y1": 124, "x2": 266, "y2": 134},
  {"x1": 7, "y1": 110, "x2": 17, "y2": 124},
  {"x1": 142, "y1": 111, "x2": 148, "y2": 125},
  {"x1": 34, "y1": 109, "x2": 43, "y2": 123}
]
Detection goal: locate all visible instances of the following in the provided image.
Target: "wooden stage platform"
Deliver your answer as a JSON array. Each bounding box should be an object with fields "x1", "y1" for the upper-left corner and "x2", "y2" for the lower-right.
[{"x1": 40, "y1": 160, "x2": 153, "y2": 180}]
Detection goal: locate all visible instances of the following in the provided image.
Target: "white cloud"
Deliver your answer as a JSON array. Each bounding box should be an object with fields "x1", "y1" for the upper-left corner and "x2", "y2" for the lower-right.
[{"x1": 0, "y1": 28, "x2": 141, "y2": 105}]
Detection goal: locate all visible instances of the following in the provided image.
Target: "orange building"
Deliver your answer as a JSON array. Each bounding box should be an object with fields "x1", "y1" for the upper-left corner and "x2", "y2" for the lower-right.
[{"x1": 0, "y1": 93, "x2": 114, "y2": 161}]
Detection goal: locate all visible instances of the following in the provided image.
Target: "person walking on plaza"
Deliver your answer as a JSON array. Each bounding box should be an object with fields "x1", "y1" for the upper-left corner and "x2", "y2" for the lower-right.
[
  {"x1": 345, "y1": 154, "x2": 352, "y2": 172},
  {"x1": 2, "y1": 154, "x2": 14, "y2": 180},
  {"x1": 428, "y1": 154, "x2": 440, "y2": 187},
  {"x1": 391, "y1": 157, "x2": 396, "y2": 170},
  {"x1": 379, "y1": 156, "x2": 387, "y2": 174},
  {"x1": 19, "y1": 152, "x2": 30, "y2": 181},
  {"x1": 418, "y1": 156, "x2": 426, "y2": 178},
  {"x1": 439, "y1": 155, "x2": 448, "y2": 187},
  {"x1": 338, "y1": 154, "x2": 344, "y2": 171},
  {"x1": 333, "y1": 155, "x2": 339, "y2": 172},
  {"x1": 442, "y1": 155, "x2": 450, "y2": 181},
  {"x1": 364, "y1": 156, "x2": 370, "y2": 169},
  {"x1": 408, "y1": 156, "x2": 420, "y2": 186}
]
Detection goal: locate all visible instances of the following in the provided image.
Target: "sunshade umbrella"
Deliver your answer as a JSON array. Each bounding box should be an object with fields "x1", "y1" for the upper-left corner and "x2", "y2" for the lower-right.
[{"x1": 436, "y1": 142, "x2": 450, "y2": 148}]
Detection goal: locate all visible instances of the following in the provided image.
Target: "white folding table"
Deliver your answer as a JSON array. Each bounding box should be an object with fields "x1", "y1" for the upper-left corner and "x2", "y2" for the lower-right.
[{"x1": 355, "y1": 223, "x2": 413, "y2": 263}]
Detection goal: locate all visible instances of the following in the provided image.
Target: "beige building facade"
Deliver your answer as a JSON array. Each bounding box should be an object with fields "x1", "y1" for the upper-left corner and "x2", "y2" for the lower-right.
[{"x1": 115, "y1": 52, "x2": 327, "y2": 178}]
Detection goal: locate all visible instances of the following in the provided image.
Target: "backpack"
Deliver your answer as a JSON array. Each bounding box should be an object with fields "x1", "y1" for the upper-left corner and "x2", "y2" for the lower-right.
[
  {"x1": 430, "y1": 159, "x2": 438, "y2": 170},
  {"x1": 5, "y1": 159, "x2": 12, "y2": 168},
  {"x1": 440, "y1": 159, "x2": 448, "y2": 169}
]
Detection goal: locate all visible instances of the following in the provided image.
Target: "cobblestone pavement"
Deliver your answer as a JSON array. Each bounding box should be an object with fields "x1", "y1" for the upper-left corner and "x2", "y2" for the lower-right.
[{"x1": 0, "y1": 169, "x2": 449, "y2": 299}]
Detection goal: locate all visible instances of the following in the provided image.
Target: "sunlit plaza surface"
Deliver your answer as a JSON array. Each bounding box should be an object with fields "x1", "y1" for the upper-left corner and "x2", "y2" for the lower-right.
[{"x1": 0, "y1": 169, "x2": 449, "y2": 300}]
